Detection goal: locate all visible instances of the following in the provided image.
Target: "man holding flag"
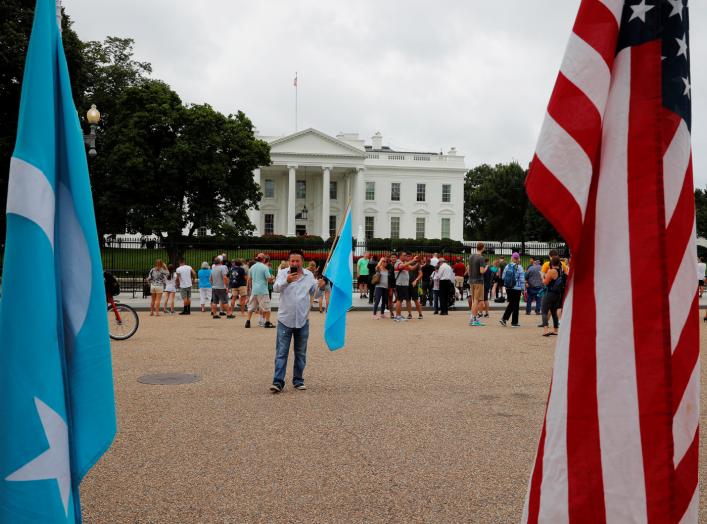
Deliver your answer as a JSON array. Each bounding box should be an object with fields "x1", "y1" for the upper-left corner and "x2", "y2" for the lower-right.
[
  {"x1": 270, "y1": 249, "x2": 326, "y2": 393},
  {"x1": 0, "y1": 0, "x2": 116, "y2": 521}
]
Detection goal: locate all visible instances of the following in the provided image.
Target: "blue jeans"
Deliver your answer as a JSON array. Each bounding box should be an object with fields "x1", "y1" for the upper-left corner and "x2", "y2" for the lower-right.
[
  {"x1": 432, "y1": 289, "x2": 440, "y2": 312},
  {"x1": 526, "y1": 286, "x2": 543, "y2": 314},
  {"x1": 273, "y1": 321, "x2": 309, "y2": 387}
]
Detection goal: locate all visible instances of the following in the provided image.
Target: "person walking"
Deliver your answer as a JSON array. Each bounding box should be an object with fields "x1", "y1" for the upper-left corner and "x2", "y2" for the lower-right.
[
  {"x1": 367, "y1": 254, "x2": 378, "y2": 304},
  {"x1": 468, "y1": 242, "x2": 488, "y2": 326},
  {"x1": 496, "y1": 256, "x2": 507, "y2": 300},
  {"x1": 372, "y1": 256, "x2": 389, "y2": 319},
  {"x1": 162, "y1": 264, "x2": 177, "y2": 315},
  {"x1": 197, "y1": 261, "x2": 212, "y2": 312},
  {"x1": 499, "y1": 253, "x2": 525, "y2": 327},
  {"x1": 437, "y1": 258, "x2": 455, "y2": 316},
  {"x1": 147, "y1": 259, "x2": 169, "y2": 316},
  {"x1": 431, "y1": 262, "x2": 441, "y2": 314},
  {"x1": 698, "y1": 256, "x2": 706, "y2": 298},
  {"x1": 175, "y1": 258, "x2": 196, "y2": 315},
  {"x1": 229, "y1": 259, "x2": 248, "y2": 316},
  {"x1": 387, "y1": 253, "x2": 398, "y2": 319},
  {"x1": 394, "y1": 252, "x2": 412, "y2": 321},
  {"x1": 357, "y1": 252, "x2": 370, "y2": 300},
  {"x1": 210, "y1": 257, "x2": 233, "y2": 319},
  {"x1": 246, "y1": 253, "x2": 274, "y2": 328},
  {"x1": 453, "y1": 258, "x2": 466, "y2": 300},
  {"x1": 541, "y1": 256, "x2": 565, "y2": 336},
  {"x1": 481, "y1": 257, "x2": 492, "y2": 318},
  {"x1": 269, "y1": 249, "x2": 325, "y2": 393},
  {"x1": 409, "y1": 255, "x2": 423, "y2": 320},
  {"x1": 525, "y1": 256, "x2": 543, "y2": 316},
  {"x1": 420, "y1": 256, "x2": 434, "y2": 307}
]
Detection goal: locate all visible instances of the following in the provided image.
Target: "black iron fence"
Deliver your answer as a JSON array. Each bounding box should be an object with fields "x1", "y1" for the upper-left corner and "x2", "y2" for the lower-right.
[{"x1": 0, "y1": 238, "x2": 568, "y2": 297}]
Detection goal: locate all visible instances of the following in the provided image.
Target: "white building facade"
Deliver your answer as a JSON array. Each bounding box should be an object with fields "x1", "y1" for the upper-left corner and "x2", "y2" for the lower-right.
[{"x1": 248, "y1": 129, "x2": 466, "y2": 241}]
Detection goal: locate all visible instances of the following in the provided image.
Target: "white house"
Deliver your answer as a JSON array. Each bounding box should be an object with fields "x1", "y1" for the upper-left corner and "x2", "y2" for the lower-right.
[{"x1": 248, "y1": 129, "x2": 467, "y2": 241}]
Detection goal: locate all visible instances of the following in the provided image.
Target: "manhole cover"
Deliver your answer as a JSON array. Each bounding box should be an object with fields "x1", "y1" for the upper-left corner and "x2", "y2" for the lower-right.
[{"x1": 138, "y1": 373, "x2": 201, "y2": 385}]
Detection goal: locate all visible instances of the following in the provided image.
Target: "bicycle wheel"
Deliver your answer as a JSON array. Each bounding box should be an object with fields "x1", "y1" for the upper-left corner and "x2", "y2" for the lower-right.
[{"x1": 107, "y1": 303, "x2": 140, "y2": 340}]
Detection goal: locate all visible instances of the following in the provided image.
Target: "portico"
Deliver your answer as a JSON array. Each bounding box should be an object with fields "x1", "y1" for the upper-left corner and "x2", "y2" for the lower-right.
[
  {"x1": 249, "y1": 128, "x2": 467, "y2": 241},
  {"x1": 250, "y1": 129, "x2": 366, "y2": 238}
]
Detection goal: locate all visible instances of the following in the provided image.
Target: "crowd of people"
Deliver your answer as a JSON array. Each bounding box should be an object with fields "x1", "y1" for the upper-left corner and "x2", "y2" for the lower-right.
[
  {"x1": 356, "y1": 244, "x2": 569, "y2": 335},
  {"x1": 144, "y1": 252, "x2": 334, "y2": 329}
]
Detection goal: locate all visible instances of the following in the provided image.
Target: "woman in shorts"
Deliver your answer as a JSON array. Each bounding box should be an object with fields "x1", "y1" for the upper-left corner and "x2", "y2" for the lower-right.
[
  {"x1": 147, "y1": 259, "x2": 169, "y2": 316},
  {"x1": 162, "y1": 264, "x2": 177, "y2": 315},
  {"x1": 197, "y1": 262, "x2": 212, "y2": 312}
]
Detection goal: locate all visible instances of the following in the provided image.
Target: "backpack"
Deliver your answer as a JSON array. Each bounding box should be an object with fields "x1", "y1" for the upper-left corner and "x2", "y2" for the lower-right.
[
  {"x1": 549, "y1": 268, "x2": 566, "y2": 295},
  {"x1": 503, "y1": 263, "x2": 518, "y2": 288},
  {"x1": 104, "y1": 271, "x2": 120, "y2": 297}
]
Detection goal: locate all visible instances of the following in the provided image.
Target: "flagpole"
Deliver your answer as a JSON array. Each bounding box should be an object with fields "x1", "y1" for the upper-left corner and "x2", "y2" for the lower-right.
[
  {"x1": 294, "y1": 71, "x2": 298, "y2": 132},
  {"x1": 324, "y1": 197, "x2": 352, "y2": 270}
]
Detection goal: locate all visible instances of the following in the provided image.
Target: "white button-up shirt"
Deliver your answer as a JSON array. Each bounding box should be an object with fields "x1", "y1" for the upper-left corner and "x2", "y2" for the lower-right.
[
  {"x1": 437, "y1": 262, "x2": 455, "y2": 281},
  {"x1": 273, "y1": 267, "x2": 319, "y2": 329}
]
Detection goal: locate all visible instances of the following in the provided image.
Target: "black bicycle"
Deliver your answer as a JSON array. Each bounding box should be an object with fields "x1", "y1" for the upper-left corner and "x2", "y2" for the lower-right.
[{"x1": 105, "y1": 271, "x2": 139, "y2": 340}]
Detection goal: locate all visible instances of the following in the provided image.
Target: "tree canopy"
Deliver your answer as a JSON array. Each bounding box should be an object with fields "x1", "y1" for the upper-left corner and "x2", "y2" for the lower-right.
[
  {"x1": 463, "y1": 162, "x2": 560, "y2": 241},
  {"x1": 0, "y1": 3, "x2": 270, "y2": 248}
]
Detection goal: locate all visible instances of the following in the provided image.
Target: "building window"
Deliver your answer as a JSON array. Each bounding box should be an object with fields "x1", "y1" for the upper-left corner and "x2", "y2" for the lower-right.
[
  {"x1": 296, "y1": 224, "x2": 307, "y2": 236},
  {"x1": 296, "y1": 180, "x2": 306, "y2": 199},
  {"x1": 264, "y1": 214, "x2": 274, "y2": 235},
  {"x1": 442, "y1": 184, "x2": 451, "y2": 203},
  {"x1": 264, "y1": 179, "x2": 275, "y2": 198},
  {"x1": 416, "y1": 183, "x2": 426, "y2": 202},
  {"x1": 197, "y1": 226, "x2": 207, "y2": 237},
  {"x1": 329, "y1": 215, "x2": 336, "y2": 238},
  {"x1": 365, "y1": 216, "x2": 375, "y2": 240},
  {"x1": 416, "y1": 217, "x2": 425, "y2": 239},
  {"x1": 390, "y1": 217, "x2": 400, "y2": 239},
  {"x1": 441, "y1": 218, "x2": 450, "y2": 239},
  {"x1": 391, "y1": 182, "x2": 400, "y2": 201},
  {"x1": 365, "y1": 181, "x2": 375, "y2": 201},
  {"x1": 330, "y1": 181, "x2": 338, "y2": 200}
]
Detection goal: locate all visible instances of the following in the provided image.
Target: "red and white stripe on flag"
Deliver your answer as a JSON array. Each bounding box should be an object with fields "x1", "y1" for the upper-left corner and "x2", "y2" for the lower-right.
[{"x1": 523, "y1": 1, "x2": 699, "y2": 522}]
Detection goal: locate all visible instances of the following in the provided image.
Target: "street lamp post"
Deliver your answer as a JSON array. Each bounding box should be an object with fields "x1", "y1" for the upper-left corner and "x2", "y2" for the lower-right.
[{"x1": 84, "y1": 104, "x2": 100, "y2": 157}]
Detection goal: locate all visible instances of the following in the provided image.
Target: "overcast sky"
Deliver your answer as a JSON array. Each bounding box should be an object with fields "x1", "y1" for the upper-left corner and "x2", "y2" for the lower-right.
[{"x1": 63, "y1": 0, "x2": 707, "y2": 187}]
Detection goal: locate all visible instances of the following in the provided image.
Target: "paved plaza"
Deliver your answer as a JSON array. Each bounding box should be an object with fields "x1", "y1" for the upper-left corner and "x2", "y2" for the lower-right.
[{"x1": 81, "y1": 311, "x2": 707, "y2": 523}]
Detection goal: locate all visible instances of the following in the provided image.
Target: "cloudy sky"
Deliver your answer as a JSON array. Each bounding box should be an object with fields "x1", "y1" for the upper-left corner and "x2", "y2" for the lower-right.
[{"x1": 63, "y1": 0, "x2": 707, "y2": 187}]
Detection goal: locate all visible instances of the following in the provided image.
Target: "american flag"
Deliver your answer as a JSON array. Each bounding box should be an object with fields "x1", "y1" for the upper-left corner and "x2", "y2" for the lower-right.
[
  {"x1": 523, "y1": 1, "x2": 698, "y2": 522},
  {"x1": 294, "y1": 72, "x2": 298, "y2": 87}
]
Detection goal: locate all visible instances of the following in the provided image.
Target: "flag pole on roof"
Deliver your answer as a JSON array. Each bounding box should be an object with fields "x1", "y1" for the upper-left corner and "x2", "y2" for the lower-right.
[{"x1": 0, "y1": 0, "x2": 116, "y2": 521}]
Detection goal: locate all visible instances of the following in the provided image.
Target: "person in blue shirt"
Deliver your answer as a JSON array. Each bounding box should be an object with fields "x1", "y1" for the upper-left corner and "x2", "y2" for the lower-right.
[
  {"x1": 197, "y1": 262, "x2": 212, "y2": 313},
  {"x1": 499, "y1": 252, "x2": 525, "y2": 327}
]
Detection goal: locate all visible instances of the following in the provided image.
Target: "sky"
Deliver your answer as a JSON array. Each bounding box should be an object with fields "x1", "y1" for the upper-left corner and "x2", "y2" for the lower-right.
[{"x1": 63, "y1": 0, "x2": 707, "y2": 187}]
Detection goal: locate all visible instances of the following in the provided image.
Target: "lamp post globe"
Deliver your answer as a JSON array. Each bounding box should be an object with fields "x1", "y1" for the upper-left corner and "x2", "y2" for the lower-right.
[{"x1": 86, "y1": 104, "x2": 100, "y2": 124}]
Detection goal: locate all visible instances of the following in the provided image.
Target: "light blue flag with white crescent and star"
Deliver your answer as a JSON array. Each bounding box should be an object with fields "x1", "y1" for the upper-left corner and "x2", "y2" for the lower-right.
[
  {"x1": 323, "y1": 207, "x2": 353, "y2": 351},
  {"x1": 0, "y1": 0, "x2": 117, "y2": 522}
]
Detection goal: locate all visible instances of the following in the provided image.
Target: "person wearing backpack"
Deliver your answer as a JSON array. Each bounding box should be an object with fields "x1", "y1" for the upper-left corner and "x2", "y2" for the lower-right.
[
  {"x1": 499, "y1": 252, "x2": 525, "y2": 327},
  {"x1": 541, "y1": 256, "x2": 565, "y2": 336}
]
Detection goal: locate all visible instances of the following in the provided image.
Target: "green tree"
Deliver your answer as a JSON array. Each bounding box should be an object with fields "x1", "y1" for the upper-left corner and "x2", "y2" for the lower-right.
[
  {"x1": 463, "y1": 162, "x2": 560, "y2": 241},
  {"x1": 100, "y1": 80, "x2": 270, "y2": 261},
  {"x1": 695, "y1": 187, "x2": 707, "y2": 239},
  {"x1": 0, "y1": 1, "x2": 87, "y2": 240}
]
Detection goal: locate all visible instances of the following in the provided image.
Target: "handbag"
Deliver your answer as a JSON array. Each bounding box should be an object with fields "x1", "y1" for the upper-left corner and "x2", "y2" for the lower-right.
[{"x1": 371, "y1": 271, "x2": 381, "y2": 285}]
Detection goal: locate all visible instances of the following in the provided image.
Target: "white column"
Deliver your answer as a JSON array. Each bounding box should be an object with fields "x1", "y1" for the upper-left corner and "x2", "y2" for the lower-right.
[
  {"x1": 321, "y1": 166, "x2": 331, "y2": 238},
  {"x1": 287, "y1": 165, "x2": 297, "y2": 236},
  {"x1": 249, "y1": 168, "x2": 261, "y2": 235},
  {"x1": 352, "y1": 167, "x2": 365, "y2": 232}
]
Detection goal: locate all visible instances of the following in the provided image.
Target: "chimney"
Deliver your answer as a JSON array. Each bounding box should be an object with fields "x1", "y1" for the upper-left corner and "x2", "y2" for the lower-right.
[{"x1": 372, "y1": 131, "x2": 383, "y2": 150}]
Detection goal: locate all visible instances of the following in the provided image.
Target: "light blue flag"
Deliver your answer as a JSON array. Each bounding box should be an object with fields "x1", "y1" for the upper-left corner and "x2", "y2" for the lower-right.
[
  {"x1": 0, "y1": 0, "x2": 116, "y2": 522},
  {"x1": 323, "y1": 207, "x2": 353, "y2": 351}
]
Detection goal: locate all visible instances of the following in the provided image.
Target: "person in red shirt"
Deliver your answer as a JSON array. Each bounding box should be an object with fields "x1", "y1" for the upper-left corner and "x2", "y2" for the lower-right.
[{"x1": 452, "y1": 259, "x2": 467, "y2": 300}]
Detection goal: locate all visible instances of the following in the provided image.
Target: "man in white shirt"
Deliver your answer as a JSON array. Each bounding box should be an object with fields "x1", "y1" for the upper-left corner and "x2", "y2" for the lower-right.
[
  {"x1": 175, "y1": 258, "x2": 196, "y2": 315},
  {"x1": 437, "y1": 258, "x2": 455, "y2": 316},
  {"x1": 269, "y1": 249, "x2": 325, "y2": 393},
  {"x1": 430, "y1": 253, "x2": 440, "y2": 267},
  {"x1": 698, "y1": 256, "x2": 706, "y2": 298}
]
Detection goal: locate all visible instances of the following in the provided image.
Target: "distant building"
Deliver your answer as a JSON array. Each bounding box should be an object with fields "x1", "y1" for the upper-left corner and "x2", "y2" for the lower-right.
[{"x1": 249, "y1": 129, "x2": 466, "y2": 241}]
